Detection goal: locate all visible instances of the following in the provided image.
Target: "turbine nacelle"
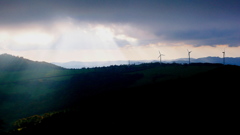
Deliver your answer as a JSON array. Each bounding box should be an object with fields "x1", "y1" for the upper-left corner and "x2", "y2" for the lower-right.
[
  {"x1": 187, "y1": 49, "x2": 192, "y2": 53},
  {"x1": 158, "y1": 51, "x2": 164, "y2": 56},
  {"x1": 222, "y1": 49, "x2": 226, "y2": 65},
  {"x1": 158, "y1": 51, "x2": 165, "y2": 57}
]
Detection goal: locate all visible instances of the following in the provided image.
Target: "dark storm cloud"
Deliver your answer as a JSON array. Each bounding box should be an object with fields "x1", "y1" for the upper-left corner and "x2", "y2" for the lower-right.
[
  {"x1": 0, "y1": 0, "x2": 239, "y2": 46},
  {"x1": 159, "y1": 29, "x2": 240, "y2": 47}
]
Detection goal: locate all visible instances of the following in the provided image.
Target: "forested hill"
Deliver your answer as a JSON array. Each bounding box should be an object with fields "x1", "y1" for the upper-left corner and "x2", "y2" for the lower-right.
[
  {"x1": 1, "y1": 55, "x2": 239, "y2": 134},
  {"x1": 0, "y1": 54, "x2": 63, "y2": 71}
]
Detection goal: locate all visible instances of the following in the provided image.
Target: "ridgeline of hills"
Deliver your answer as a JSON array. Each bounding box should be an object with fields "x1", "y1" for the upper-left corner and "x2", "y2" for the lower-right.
[
  {"x1": 0, "y1": 54, "x2": 239, "y2": 134},
  {"x1": 54, "y1": 56, "x2": 240, "y2": 68},
  {"x1": 175, "y1": 56, "x2": 240, "y2": 66},
  {"x1": 0, "y1": 54, "x2": 63, "y2": 71}
]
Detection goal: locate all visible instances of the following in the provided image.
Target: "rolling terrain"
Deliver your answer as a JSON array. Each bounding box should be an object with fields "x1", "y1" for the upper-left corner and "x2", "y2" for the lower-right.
[
  {"x1": 53, "y1": 57, "x2": 240, "y2": 69},
  {"x1": 0, "y1": 54, "x2": 239, "y2": 134}
]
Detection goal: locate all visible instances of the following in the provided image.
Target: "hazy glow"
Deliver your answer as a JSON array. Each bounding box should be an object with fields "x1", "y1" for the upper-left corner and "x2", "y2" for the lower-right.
[
  {"x1": 49, "y1": 22, "x2": 128, "y2": 50},
  {"x1": 3, "y1": 42, "x2": 239, "y2": 63},
  {"x1": 115, "y1": 34, "x2": 138, "y2": 44},
  {"x1": 13, "y1": 32, "x2": 54, "y2": 46},
  {"x1": 94, "y1": 26, "x2": 115, "y2": 41},
  {"x1": 0, "y1": 20, "x2": 239, "y2": 62},
  {"x1": 0, "y1": 27, "x2": 56, "y2": 50},
  {"x1": 6, "y1": 49, "x2": 126, "y2": 62},
  {"x1": 120, "y1": 44, "x2": 240, "y2": 61}
]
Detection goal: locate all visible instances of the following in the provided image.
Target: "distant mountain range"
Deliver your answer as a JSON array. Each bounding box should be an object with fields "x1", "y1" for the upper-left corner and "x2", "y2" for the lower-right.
[
  {"x1": 173, "y1": 57, "x2": 240, "y2": 66},
  {"x1": 54, "y1": 57, "x2": 240, "y2": 68},
  {"x1": 0, "y1": 53, "x2": 239, "y2": 69},
  {"x1": 53, "y1": 61, "x2": 132, "y2": 69}
]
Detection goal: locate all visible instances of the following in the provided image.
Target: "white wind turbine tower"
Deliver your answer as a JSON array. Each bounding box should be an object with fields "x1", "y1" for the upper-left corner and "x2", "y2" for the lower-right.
[
  {"x1": 222, "y1": 49, "x2": 226, "y2": 65},
  {"x1": 158, "y1": 51, "x2": 164, "y2": 64},
  {"x1": 187, "y1": 49, "x2": 192, "y2": 64}
]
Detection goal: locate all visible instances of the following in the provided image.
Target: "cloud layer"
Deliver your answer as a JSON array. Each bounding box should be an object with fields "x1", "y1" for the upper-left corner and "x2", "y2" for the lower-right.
[
  {"x1": 0, "y1": 0, "x2": 239, "y2": 62},
  {"x1": 0, "y1": 0, "x2": 239, "y2": 47}
]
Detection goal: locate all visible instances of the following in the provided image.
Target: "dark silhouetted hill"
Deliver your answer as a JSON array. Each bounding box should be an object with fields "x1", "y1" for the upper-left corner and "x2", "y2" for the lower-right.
[
  {"x1": 3, "y1": 62, "x2": 238, "y2": 134},
  {"x1": 0, "y1": 54, "x2": 63, "y2": 71},
  {"x1": 0, "y1": 54, "x2": 238, "y2": 134}
]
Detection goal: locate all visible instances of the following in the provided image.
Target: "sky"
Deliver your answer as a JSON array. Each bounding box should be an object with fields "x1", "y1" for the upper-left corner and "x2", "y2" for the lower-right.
[{"x1": 0, "y1": 0, "x2": 239, "y2": 62}]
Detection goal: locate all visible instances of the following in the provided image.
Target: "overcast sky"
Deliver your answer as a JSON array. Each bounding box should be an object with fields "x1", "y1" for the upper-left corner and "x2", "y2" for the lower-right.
[{"x1": 0, "y1": 0, "x2": 239, "y2": 62}]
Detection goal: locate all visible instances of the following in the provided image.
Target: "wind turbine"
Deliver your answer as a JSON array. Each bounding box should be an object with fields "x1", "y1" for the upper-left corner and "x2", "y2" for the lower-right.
[
  {"x1": 187, "y1": 49, "x2": 192, "y2": 64},
  {"x1": 158, "y1": 51, "x2": 164, "y2": 64},
  {"x1": 222, "y1": 49, "x2": 226, "y2": 65}
]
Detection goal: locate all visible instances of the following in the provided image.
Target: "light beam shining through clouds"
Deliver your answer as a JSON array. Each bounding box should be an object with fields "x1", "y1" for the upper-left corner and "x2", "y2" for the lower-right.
[{"x1": 0, "y1": 0, "x2": 239, "y2": 62}]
